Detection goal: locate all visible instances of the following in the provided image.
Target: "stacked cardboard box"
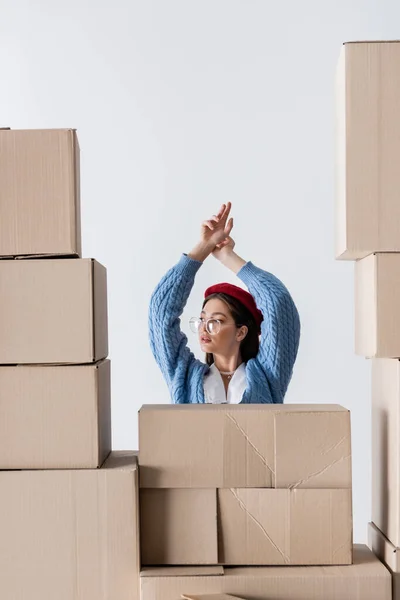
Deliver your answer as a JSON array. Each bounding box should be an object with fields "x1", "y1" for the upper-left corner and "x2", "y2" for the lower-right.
[
  {"x1": 335, "y1": 40, "x2": 400, "y2": 598},
  {"x1": 138, "y1": 404, "x2": 390, "y2": 599},
  {"x1": 0, "y1": 129, "x2": 140, "y2": 600}
]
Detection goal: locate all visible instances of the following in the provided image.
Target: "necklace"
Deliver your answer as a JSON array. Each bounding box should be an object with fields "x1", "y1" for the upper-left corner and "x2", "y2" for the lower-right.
[{"x1": 220, "y1": 369, "x2": 235, "y2": 380}]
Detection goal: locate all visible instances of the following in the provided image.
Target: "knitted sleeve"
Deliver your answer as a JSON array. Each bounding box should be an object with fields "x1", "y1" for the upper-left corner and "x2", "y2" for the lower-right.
[
  {"x1": 148, "y1": 253, "x2": 204, "y2": 402},
  {"x1": 236, "y1": 261, "x2": 300, "y2": 403}
]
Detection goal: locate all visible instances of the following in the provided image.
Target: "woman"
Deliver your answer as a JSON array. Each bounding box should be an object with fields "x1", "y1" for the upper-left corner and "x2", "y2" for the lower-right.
[{"x1": 148, "y1": 202, "x2": 300, "y2": 404}]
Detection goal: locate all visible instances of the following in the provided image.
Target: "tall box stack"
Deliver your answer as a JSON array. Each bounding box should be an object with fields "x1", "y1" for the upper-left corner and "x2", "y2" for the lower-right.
[
  {"x1": 335, "y1": 40, "x2": 400, "y2": 597},
  {"x1": 138, "y1": 404, "x2": 391, "y2": 600},
  {"x1": 0, "y1": 129, "x2": 140, "y2": 600}
]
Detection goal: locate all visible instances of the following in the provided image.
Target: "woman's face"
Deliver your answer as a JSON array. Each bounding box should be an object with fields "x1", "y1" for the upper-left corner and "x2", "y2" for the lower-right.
[{"x1": 199, "y1": 298, "x2": 247, "y2": 354}]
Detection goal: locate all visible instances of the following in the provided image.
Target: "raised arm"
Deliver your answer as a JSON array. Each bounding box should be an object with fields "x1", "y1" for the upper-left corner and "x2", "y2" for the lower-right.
[
  {"x1": 148, "y1": 253, "x2": 204, "y2": 398},
  {"x1": 148, "y1": 202, "x2": 235, "y2": 403},
  {"x1": 236, "y1": 261, "x2": 300, "y2": 399},
  {"x1": 212, "y1": 239, "x2": 300, "y2": 402}
]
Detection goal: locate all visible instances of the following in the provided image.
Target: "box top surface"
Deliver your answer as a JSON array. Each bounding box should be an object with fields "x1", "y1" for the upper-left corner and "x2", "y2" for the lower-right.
[
  {"x1": 140, "y1": 404, "x2": 348, "y2": 413},
  {"x1": 102, "y1": 451, "x2": 138, "y2": 471},
  {"x1": 344, "y1": 40, "x2": 400, "y2": 45},
  {"x1": 0, "y1": 128, "x2": 77, "y2": 134}
]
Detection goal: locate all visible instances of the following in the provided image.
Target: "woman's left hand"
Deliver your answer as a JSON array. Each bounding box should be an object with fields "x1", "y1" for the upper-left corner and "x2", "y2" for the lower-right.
[{"x1": 212, "y1": 234, "x2": 236, "y2": 260}]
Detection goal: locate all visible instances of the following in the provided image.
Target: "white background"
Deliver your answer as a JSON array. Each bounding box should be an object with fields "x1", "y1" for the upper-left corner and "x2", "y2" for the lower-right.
[{"x1": 1, "y1": 0, "x2": 398, "y2": 543}]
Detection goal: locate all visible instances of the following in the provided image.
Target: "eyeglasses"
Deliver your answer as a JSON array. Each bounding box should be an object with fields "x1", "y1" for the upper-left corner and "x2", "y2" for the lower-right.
[
  {"x1": 189, "y1": 317, "x2": 222, "y2": 335},
  {"x1": 189, "y1": 317, "x2": 243, "y2": 336}
]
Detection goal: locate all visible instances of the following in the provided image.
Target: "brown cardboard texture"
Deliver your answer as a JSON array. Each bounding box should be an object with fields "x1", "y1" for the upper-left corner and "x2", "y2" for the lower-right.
[
  {"x1": 368, "y1": 522, "x2": 400, "y2": 600},
  {"x1": 0, "y1": 451, "x2": 140, "y2": 600},
  {"x1": 141, "y1": 489, "x2": 218, "y2": 565},
  {"x1": 218, "y1": 488, "x2": 352, "y2": 565},
  {"x1": 368, "y1": 522, "x2": 400, "y2": 573},
  {"x1": 0, "y1": 360, "x2": 111, "y2": 468},
  {"x1": 140, "y1": 488, "x2": 352, "y2": 566},
  {"x1": 335, "y1": 41, "x2": 400, "y2": 260},
  {"x1": 372, "y1": 359, "x2": 400, "y2": 545},
  {"x1": 139, "y1": 404, "x2": 351, "y2": 489},
  {"x1": 0, "y1": 128, "x2": 81, "y2": 257},
  {"x1": 182, "y1": 596, "x2": 247, "y2": 600},
  {"x1": 355, "y1": 253, "x2": 400, "y2": 358},
  {"x1": 0, "y1": 257, "x2": 108, "y2": 363},
  {"x1": 140, "y1": 545, "x2": 390, "y2": 600}
]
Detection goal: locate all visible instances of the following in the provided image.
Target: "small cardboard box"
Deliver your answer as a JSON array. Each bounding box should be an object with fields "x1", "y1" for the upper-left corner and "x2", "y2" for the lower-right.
[
  {"x1": 139, "y1": 404, "x2": 351, "y2": 489},
  {"x1": 140, "y1": 488, "x2": 352, "y2": 566},
  {"x1": 0, "y1": 128, "x2": 81, "y2": 258},
  {"x1": 0, "y1": 452, "x2": 140, "y2": 600},
  {"x1": 355, "y1": 254, "x2": 400, "y2": 358},
  {"x1": 0, "y1": 360, "x2": 111, "y2": 468},
  {"x1": 335, "y1": 41, "x2": 400, "y2": 260},
  {"x1": 0, "y1": 257, "x2": 108, "y2": 364},
  {"x1": 140, "y1": 545, "x2": 390, "y2": 600}
]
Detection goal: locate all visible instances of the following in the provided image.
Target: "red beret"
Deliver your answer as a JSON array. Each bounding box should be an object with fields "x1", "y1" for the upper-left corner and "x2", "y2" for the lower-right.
[{"x1": 204, "y1": 282, "x2": 263, "y2": 334}]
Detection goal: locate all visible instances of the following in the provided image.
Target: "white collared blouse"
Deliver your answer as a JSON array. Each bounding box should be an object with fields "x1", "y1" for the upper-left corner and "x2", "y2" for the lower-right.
[{"x1": 203, "y1": 363, "x2": 247, "y2": 404}]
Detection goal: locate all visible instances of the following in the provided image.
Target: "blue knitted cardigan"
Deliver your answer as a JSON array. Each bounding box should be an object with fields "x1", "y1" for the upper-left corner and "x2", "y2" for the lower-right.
[{"x1": 148, "y1": 253, "x2": 300, "y2": 404}]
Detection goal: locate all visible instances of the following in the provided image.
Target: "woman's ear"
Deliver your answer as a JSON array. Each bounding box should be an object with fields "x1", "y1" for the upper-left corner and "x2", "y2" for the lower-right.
[{"x1": 237, "y1": 325, "x2": 248, "y2": 342}]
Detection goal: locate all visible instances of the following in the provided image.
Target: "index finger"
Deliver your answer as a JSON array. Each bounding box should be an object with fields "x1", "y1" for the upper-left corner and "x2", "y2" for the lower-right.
[{"x1": 216, "y1": 203, "x2": 226, "y2": 220}]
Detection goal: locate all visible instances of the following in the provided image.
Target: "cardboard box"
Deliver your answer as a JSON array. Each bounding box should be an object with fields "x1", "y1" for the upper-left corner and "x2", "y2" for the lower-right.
[
  {"x1": 372, "y1": 358, "x2": 400, "y2": 545},
  {"x1": 355, "y1": 253, "x2": 400, "y2": 358},
  {"x1": 0, "y1": 360, "x2": 111, "y2": 468},
  {"x1": 0, "y1": 128, "x2": 81, "y2": 258},
  {"x1": 140, "y1": 545, "x2": 390, "y2": 600},
  {"x1": 139, "y1": 404, "x2": 351, "y2": 489},
  {"x1": 140, "y1": 488, "x2": 352, "y2": 566},
  {"x1": 0, "y1": 451, "x2": 140, "y2": 600},
  {"x1": 368, "y1": 522, "x2": 400, "y2": 600},
  {"x1": 335, "y1": 41, "x2": 400, "y2": 260},
  {"x1": 0, "y1": 257, "x2": 108, "y2": 363}
]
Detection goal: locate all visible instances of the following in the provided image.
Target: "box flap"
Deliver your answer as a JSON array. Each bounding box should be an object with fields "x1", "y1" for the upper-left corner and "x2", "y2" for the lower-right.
[
  {"x1": 140, "y1": 566, "x2": 224, "y2": 577},
  {"x1": 274, "y1": 411, "x2": 351, "y2": 488}
]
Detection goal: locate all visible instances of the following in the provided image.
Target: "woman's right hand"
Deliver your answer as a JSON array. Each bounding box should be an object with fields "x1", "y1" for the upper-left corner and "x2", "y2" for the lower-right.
[{"x1": 200, "y1": 202, "x2": 234, "y2": 247}]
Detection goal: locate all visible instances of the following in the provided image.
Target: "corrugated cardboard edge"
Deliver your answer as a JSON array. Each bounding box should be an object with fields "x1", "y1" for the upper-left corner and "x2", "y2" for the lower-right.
[
  {"x1": 141, "y1": 567, "x2": 224, "y2": 578},
  {"x1": 72, "y1": 130, "x2": 82, "y2": 257},
  {"x1": 182, "y1": 595, "x2": 247, "y2": 600},
  {"x1": 92, "y1": 259, "x2": 109, "y2": 361},
  {"x1": 344, "y1": 40, "x2": 400, "y2": 45},
  {"x1": 100, "y1": 451, "x2": 140, "y2": 600},
  {"x1": 368, "y1": 521, "x2": 400, "y2": 572},
  {"x1": 96, "y1": 359, "x2": 112, "y2": 467},
  {"x1": 138, "y1": 404, "x2": 349, "y2": 413}
]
